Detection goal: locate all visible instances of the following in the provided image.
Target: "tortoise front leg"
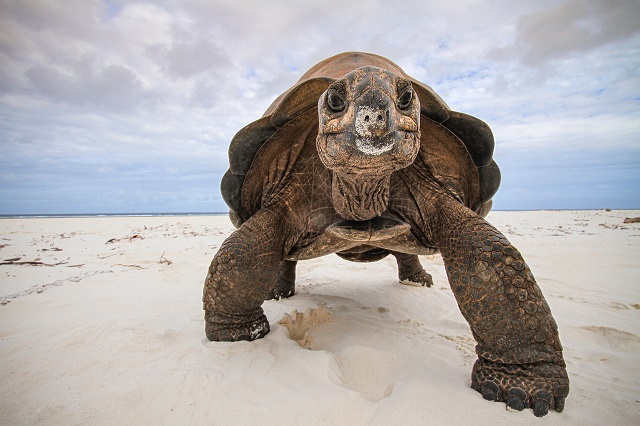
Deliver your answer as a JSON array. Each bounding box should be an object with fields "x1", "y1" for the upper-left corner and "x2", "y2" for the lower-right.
[
  {"x1": 203, "y1": 208, "x2": 290, "y2": 341},
  {"x1": 431, "y1": 201, "x2": 569, "y2": 416}
]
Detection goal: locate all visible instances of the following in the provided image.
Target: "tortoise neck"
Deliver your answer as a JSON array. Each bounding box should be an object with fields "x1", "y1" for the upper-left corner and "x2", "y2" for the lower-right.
[{"x1": 331, "y1": 172, "x2": 391, "y2": 221}]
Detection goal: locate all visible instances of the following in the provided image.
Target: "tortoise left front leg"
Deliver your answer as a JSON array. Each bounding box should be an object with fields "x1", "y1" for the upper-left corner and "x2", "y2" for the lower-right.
[{"x1": 431, "y1": 202, "x2": 569, "y2": 417}]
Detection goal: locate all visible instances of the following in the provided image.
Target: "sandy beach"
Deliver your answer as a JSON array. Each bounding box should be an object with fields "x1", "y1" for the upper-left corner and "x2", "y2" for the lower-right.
[{"x1": 1, "y1": 210, "x2": 639, "y2": 425}]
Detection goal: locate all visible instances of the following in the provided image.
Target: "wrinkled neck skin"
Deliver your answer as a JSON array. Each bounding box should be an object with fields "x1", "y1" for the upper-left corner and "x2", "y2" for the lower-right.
[{"x1": 331, "y1": 171, "x2": 391, "y2": 221}]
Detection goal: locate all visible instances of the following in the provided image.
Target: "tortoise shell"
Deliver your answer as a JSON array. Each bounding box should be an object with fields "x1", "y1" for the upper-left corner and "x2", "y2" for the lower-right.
[{"x1": 221, "y1": 52, "x2": 500, "y2": 227}]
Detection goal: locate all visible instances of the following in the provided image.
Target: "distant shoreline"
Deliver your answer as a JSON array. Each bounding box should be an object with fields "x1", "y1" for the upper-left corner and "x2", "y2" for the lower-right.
[
  {"x1": 0, "y1": 208, "x2": 638, "y2": 219},
  {"x1": 0, "y1": 212, "x2": 228, "y2": 219}
]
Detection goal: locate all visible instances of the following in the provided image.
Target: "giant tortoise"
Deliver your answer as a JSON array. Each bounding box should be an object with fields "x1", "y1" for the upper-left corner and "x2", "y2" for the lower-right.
[{"x1": 203, "y1": 52, "x2": 568, "y2": 417}]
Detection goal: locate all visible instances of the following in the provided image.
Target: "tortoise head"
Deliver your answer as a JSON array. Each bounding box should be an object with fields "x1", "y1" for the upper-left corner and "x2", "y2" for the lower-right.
[{"x1": 316, "y1": 66, "x2": 421, "y2": 175}]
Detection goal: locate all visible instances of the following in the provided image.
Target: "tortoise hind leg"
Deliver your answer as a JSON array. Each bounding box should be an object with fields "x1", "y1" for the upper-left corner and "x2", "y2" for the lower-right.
[
  {"x1": 393, "y1": 252, "x2": 433, "y2": 287},
  {"x1": 266, "y1": 260, "x2": 297, "y2": 300},
  {"x1": 203, "y1": 208, "x2": 290, "y2": 341}
]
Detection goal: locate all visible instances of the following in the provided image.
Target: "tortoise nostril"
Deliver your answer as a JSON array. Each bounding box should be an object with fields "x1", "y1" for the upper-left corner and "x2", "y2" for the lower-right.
[{"x1": 356, "y1": 106, "x2": 391, "y2": 136}]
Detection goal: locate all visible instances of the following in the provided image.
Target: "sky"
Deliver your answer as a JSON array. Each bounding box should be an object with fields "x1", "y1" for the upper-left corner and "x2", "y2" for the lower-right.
[{"x1": 1, "y1": 0, "x2": 639, "y2": 214}]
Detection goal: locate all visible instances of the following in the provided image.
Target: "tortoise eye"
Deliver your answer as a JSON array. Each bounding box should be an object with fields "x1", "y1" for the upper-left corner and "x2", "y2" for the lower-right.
[
  {"x1": 397, "y1": 87, "x2": 413, "y2": 110},
  {"x1": 327, "y1": 88, "x2": 346, "y2": 112},
  {"x1": 396, "y1": 79, "x2": 413, "y2": 110}
]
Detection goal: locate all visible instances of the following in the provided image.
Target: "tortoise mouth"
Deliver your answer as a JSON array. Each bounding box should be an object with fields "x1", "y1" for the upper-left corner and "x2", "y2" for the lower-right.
[
  {"x1": 354, "y1": 134, "x2": 395, "y2": 155},
  {"x1": 316, "y1": 130, "x2": 420, "y2": 174}
]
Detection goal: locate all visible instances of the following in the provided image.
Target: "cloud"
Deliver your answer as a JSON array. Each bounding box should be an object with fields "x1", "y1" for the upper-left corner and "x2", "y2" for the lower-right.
[
  {"x1": 158, "y1": 39, "x2": 228, "y2": 79},
  {"x1": 491, "y1": 0, "x2": 640, "y2": 66},
  {"x1": 24, "y1": 62, "x2": 148, "y2": 111},
  {"x1": 0, "y1": 0, "x2": 639, "y2": 214}
]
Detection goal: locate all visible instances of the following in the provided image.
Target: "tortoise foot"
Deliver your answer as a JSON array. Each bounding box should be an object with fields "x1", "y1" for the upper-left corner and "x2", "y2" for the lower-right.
[
  {"x1": 471, "y1": 358, "x2": 569, "y2": 417},
  {"x1": 266, "y1": 260, "x2": 296, "y2": 301},
  {"x1": 205, "y1": 310, "x2": 270, "y2": 342},
  {"x1": 399, "y1": 269, "x2": 433, "y2": 287},
  {"x1": 268, "y1": 277, "x2": 295, "y2": 300}
]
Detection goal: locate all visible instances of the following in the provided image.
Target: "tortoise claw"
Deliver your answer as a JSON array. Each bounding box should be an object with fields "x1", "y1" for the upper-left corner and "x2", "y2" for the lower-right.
[
  {"x1": 472, "y1": 359, "x2": 568, "y2": 417},
  {"x1": 267, "y1": 260, "x2": 296, "y2": 300},
  {"x1": 532, "y1": 391, "x2": 553, "y2": 417},
  {"x1": 399, "y1": 269, "x2": 434, "y2": 287},
  {"x1": 505, "y1": 389, "x2": 527, "y2": 412},
  {"x1": 533, "y1": 399, "x2": 550, "y2": 417},
  {"x1": 506, "y1": 396, "x2": 525, "y2": 412},
  {"x1": 481, "y1": 382, "x2": 500, "y2": 402},
  {"x1": 269, "y1": 287, "x2": 294, "y2": 300}
]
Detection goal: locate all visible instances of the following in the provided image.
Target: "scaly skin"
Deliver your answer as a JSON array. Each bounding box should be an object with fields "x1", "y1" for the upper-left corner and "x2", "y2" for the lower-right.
[
  {"x1": 267, "y1": 260, "x2": 297, "y2": 300},
  {"x1": 430, "y1": 195, "x2": 568, "y2": 416},
  {"x1": 206, "y1": 58, "x2": 569, "y2": 417},
  {"x1": 203, "y1": 208, "x2": 290, "y2": 341},
  {"x1": 394, "y1": 251, "x2": 433, "y2": 287}
]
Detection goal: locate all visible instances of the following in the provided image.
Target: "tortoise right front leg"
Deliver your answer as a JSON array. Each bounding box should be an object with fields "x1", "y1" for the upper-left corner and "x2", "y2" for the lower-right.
[{"x1": 203, "y1": 209, "x2": 290, "y2": 341}]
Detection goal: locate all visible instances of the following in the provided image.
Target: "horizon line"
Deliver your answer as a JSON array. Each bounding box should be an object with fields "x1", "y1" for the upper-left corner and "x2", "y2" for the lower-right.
[{"x1": 1, "y1": 208, "x2": 639, "y2": 219}]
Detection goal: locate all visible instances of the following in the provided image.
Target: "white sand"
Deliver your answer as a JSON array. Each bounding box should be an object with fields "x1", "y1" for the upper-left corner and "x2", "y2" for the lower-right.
[{"x1": 1, "y1": 210, "x2": 639, "y2": 425}]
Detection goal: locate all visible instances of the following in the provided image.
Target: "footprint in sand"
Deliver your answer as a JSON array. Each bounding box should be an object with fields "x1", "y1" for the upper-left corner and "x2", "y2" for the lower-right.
[
  {"x1": 579, "y1": 326, "x2": 640, "y2": 351},
  {"x1": 280, "y1": 305, "x2": 396, "y2": 402},
  {"x1": 439, "y1": 334, "x2": 476, "y2": 365},
  {"x1": 279, "y1": 304, "x2": 333, "y2": 349}
]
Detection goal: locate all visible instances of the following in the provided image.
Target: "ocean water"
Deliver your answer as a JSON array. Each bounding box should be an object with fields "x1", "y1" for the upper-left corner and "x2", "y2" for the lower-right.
[
  {"x1": 0, "y1": 212, "x2": 228, "y2": 219},
  {"x1": 0, "y1": 209, "x2": 625, "y2": 219}
]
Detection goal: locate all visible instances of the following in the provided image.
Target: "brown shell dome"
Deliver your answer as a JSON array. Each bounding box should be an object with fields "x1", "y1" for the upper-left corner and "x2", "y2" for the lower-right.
[{"x1": 221, "y1": 52, "x2": 500, "y2": 226}]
